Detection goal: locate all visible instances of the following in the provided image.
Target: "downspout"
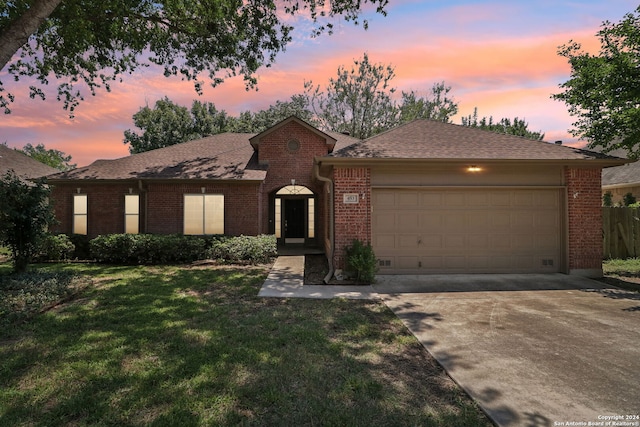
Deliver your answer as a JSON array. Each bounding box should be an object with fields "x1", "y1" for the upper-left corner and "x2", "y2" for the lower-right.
[
  {"x1": 313, "y1": 160, "x2": 334, "y2": 284},
  {"x1": 138, "y1": 180, "x2": 147, "y2": 233}
]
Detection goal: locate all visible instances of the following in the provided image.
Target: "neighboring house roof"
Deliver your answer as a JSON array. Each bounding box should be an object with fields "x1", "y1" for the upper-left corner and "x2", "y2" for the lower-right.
[
  {"x1": 0, "y1": 144, "x2": 58, "y2": 179},
  {"x1": 330, "y1": 120, "x2": 627, "y2": 163},
  {"x1": 598, "y1": 149, "x2": 640, "y2": 188}
]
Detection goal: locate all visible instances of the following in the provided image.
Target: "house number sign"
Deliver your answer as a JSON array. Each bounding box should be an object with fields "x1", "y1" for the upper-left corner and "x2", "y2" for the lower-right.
[{"x1": 343, "y1": 193, "x2": 359, "y2": 204}]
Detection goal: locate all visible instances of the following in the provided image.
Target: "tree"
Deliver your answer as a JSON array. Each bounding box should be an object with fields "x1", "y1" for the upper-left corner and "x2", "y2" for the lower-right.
[
  {"x1": 124, "y1": 98, "x2": 197, "y2": 154},
  {"x1": 553, "y1": 6, "x2": 640, "y2": 158},
  {"x1": 399, "y1": 82, "x2": 458, "y2": 123},
  {"x1": 0, "y1": 171, "x2": 56, "y2": 273},
  {"x1": 0, "y1": 0, "x2": 388, "y2": 116},
  {"x1": 124, "y1": 95, "x2": 314, "y2": 153},
  {"x1": 305, "y1": 54, "x2": 459, "y2": 138},
  {"x1": 20, "y1": 143, "x2": 76, "y2": 171},
  {"x1": 227, "y1": 94, "x2": 315, "y2": 133},
  {"x1": 461, "y1": 108, "x2": 545, "y2": 140},
  {"x1": 305, "y1": 53, "x2": 399, "y2": 139}
]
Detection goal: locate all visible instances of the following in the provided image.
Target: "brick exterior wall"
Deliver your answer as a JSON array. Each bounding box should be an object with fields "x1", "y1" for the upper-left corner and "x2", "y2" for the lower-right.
[
  {"x1": 50, "y1": 183, "x2": 136, "y2": 237},
  {"x1": 49, "y1": 121, "x2": 332, "y2": 242},
  {"x1": 255, "y1": 121, "x2": 330, "y2": 237},
  {"x1": 333, "y1": 167, "x2": 372, "y2": 269},
  {"x1": 50, "y1": 181, "x2": 261, "y2": 238},
  {"x1": 565, "y1": 167, "x2": 603, "y2": 276}
]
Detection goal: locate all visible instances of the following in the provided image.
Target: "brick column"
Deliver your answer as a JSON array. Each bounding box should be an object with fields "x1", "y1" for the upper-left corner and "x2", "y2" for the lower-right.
[
  {"x1": 333, "y1": 167, "x2": 371, "y2": 269},
  {"x1": 565, "y1": 167, "x2": 603, "y2": 277}
]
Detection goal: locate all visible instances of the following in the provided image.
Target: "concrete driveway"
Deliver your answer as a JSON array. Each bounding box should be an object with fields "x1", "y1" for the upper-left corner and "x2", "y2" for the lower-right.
[{"x1": 373, "y1": 274, "x2": 640, "y2": 427}]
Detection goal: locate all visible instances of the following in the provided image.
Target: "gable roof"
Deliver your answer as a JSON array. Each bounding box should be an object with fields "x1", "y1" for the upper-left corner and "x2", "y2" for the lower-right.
[
  {"x1": 249, "y1": 116, "x2": 338, "y2": 152},
  {"x1": 329, "y1": 120, "x2": 627, "y2": 164},
  {"x1": 48, "y1": 133, "x2": 265, "y2": 181},
  {"x1": 47, "y1": 129, "x2": 360, "y2": 182},
  {"x1": 0, "y1": 144, "x2": 58, "y2": 179}
]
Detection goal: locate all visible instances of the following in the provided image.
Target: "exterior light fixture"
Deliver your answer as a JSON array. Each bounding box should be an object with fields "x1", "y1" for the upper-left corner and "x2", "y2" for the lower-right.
[{"x1": 467, "y1": 165, "x2": 481, "y2": 173}]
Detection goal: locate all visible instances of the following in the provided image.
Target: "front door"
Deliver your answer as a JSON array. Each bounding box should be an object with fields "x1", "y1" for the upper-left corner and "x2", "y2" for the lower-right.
[{"x1": 284, "y1": 199, "x2": 305, "y2": 243}]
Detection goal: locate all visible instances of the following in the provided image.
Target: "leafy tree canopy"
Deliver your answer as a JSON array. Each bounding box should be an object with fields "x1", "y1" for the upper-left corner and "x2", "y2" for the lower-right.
[
  {"x1": 553, "y1": 6, "x2": 640, "y2": 158},
  {"x1": 305, "y1": 53, "x2": 459, "y2": 139},
  {"x1": 461, "y1": 108, "x2": 545, "y2": 140},
  {"x1": 0, "y1": 0, "x2": 388, "y2": 116},
  {"x1": 124, "y1": 95, "x2": 315, "y2": 153},
  {"x1": 19, "y1": 143, "x2": 76, "y2": 170}
]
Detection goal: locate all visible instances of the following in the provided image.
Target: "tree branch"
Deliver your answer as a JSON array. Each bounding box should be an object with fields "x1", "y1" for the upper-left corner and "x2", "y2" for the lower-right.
[{"x1": 0, "y1": 0, "x2": 63, "y2": 71}]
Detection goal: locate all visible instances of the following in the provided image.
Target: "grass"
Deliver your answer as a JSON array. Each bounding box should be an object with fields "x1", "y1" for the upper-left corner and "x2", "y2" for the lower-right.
[
  {"x1": 601, "y1": 258, "x2": 640, "y2": 292},
  {"x1": 0, "y1": 262, "x2": 491, "y2": 426}
]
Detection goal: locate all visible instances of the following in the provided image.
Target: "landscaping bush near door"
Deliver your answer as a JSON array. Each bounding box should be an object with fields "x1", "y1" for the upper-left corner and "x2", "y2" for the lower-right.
[{"x1": 89, "y1": 234, "x2": 276, "y2": 265}]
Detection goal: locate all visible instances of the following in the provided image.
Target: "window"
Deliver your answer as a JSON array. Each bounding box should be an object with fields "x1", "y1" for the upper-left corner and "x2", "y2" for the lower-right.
[
  {"x1": 73, "y1": 194, "x2": 87, "y2": 235},
  {"x1": 308, "y1": 198, "x2": 315, "y2": 238},
  {"x1": 125, "y1": 194, "x2": 139, "y2": 234},
  {"x1": 184, "y1": 194, "x2": 224, "y2": 235}
]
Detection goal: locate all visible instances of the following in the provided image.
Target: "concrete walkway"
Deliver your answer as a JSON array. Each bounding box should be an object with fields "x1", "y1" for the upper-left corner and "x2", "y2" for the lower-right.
[{"x1": 258, "y1": 255, "x2": 378, "y2": 299}]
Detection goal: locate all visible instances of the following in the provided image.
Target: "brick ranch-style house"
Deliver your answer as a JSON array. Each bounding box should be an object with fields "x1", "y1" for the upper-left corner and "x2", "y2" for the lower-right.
[{"x1": 46, "y1": 116, "x2": 627, "y2": 279}]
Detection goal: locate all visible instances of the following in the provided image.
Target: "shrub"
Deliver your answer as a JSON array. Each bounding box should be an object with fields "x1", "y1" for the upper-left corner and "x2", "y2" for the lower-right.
[
  {"x1": 90, "y1": 234, "x2": 207, "y2": 264},
  {"x1": 207, "y1": 235, "x2": 277, "y2": 264},
  {"x1": 345, "y1": 239, "x2": 378, "y2": 284},
  {"x1": 36, "y1": 234, "x2": 75, "y2": 261},
  {"x1": 624, "y1": 192, "x2": 637, "y2": 206}
]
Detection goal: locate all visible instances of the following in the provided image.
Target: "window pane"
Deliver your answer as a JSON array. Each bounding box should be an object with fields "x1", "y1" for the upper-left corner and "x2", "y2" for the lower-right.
[
  {"x1": 308, "y1": 198, "x2": 315, "y2": 238},
  {"x1": 74, "y1": 194, "x2": 87, "y2": 214},
  {"x1": 125, "y1": 215, "x2": 139, "y2": 234},
  {"x1": 125, "y1": 194, "x2": 139, "y2": 215},
  {"x1": 275, "y1": 198, "x2": 281, "y2": 238},
  {"x1": 73, "y1": 194, "x2": 87, "y2": 235},
  {"x1": 184, "y1": 195, "x2": 204, "y2": 235},
  {"x1": 204, "y1": 195, "x2": 224, "y2": 235},
  {"x1": 276, "y1": 185, "x2": 313, "y2": 195}
]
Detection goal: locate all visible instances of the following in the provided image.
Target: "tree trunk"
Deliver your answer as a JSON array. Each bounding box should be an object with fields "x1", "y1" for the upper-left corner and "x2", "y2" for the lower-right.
[{"x1": 0, "y1": 0, "x2": 63, "y2": 71}]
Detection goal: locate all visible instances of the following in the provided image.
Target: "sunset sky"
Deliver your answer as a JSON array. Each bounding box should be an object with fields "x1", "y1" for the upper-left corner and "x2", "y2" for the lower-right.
[{"x1": 1, "y1": 0, "x2": 637, "y2": 167}]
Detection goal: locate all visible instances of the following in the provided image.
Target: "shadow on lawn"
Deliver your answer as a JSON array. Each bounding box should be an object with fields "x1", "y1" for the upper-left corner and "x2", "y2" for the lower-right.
[{"x1": 0, "y1": 265, "x2": 492, "y2": 426}]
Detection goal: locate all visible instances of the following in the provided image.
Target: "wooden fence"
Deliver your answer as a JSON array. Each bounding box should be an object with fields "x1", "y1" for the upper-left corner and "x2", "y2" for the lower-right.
[{"x1": 602, "y1": 207, "x2": 640, "y2": 259}]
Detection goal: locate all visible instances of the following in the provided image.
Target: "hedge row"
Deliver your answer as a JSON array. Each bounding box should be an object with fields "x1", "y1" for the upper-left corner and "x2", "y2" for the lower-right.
[{"x1": 36, "y1": 233, "x2": 277, "y2": 265}]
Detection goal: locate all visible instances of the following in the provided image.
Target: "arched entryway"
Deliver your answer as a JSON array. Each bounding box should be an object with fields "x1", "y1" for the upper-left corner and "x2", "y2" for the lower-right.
[{"x1": 272, "y1": 184, "x2": 316, "y2": 246}]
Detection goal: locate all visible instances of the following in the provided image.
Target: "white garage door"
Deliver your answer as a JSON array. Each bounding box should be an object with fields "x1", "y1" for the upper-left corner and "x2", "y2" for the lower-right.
[{"x1": 372, "y1": 188, "x2": 563, "y2": 274}]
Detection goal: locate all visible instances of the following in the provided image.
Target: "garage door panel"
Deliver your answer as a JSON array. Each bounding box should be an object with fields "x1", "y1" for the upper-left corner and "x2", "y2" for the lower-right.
[
  {"x1": 374, "y1": 191, "x2": 396, "y2": 207},
  {"x1": 444, "y1": 192, "x2": 465, "y2": 207},
  {"x1": 373, "y1": 188, "x2": 563, "y2": 274},
  {"x1": 491, "y1": 192, "x2": 511, "y2": 206},
  {"x1": 396, "y1": 256, "x2": 419, "y2": 269},
  {"x1": 491, "y1": 212, "x2": 511, "y2": 228},
  {"x1": 444, "y1": 213, "x2": 465, "y2": 231},
  {"x1": 468, "y1": 235, "x2": 489, "y2": 249},
  {"x1": 421, "y1": 235, "x2": 443, "y2": 249},
  {"x1": 373, "y1": 212, "x2": 396, "y2": 232},
  {"x1": 397, "y1": 213, "x2": 419, "y2": 231},
  {"x1": 398, "y1": 234, "x2": 419, "y2": 249},
  {"x1": 374, "y1": 234, "x2": 395, "y2": 250},
  {"x1": 421, "y1": 192, "x2": 443, "y2": 207},
  {"x1": 468, "y1": 212, "x2": 490, "y2": 228},
  {"x1": 398, "y1": 192, "x2": 419, "y2": 207}
]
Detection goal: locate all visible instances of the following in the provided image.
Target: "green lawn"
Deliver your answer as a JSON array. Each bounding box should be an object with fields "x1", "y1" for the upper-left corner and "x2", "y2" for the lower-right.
[{"x1": 0, "y1": 263, "x2": 491, "y2": 426}]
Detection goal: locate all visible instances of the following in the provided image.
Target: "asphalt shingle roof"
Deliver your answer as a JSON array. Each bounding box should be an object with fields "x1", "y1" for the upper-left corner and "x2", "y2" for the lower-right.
[
  {"x1": 331, "y1": 119, "x2": 621, "y2": 161},
  {"x1": 0, "y1": 144, "x2": 58, "y2": 179},
  {"x1": 47, "y1": 119, "x2": 626, "y2": 182}
]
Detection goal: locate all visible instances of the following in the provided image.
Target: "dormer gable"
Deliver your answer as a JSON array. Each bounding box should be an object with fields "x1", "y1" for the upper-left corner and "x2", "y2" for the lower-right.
[{"x1": 249, "y1": 116, "x2": 337, "y2": 165}]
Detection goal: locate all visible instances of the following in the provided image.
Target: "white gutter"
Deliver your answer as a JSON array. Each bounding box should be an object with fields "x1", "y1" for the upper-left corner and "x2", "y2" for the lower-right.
[{"x1": 313, "y1": 161, "x2": 334, "y2": 284}]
